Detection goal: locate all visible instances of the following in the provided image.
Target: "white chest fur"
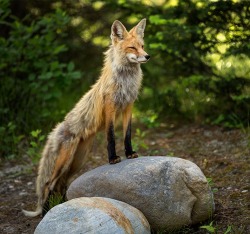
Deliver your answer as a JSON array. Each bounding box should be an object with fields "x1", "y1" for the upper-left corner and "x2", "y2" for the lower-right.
[{"x1": 113, "y1": 66, "x2": 142, "y2": 109}]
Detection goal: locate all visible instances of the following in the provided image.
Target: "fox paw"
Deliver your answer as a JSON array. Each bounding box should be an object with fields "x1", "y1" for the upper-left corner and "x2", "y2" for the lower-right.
[
  {"x1": 109, "y1": 156, "x2": 121, "y2": 164},
  {"x1": 127, "y1": 152, "x2": 138, "y2": 159}
]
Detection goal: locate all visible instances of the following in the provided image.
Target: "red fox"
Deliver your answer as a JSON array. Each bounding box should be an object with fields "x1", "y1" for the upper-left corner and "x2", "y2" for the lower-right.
[{"x1": 23, "y1": 19, "x2": 150, "y2": 217}]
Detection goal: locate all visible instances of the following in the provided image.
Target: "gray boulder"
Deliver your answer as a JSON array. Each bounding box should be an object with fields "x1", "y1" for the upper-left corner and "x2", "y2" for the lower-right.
[
  {"x1": 67, "y1": 156, "x2": 215, "y2": 231},
  {"x1": 35, "y1": 197, "x2": 151, "y2": 234}
]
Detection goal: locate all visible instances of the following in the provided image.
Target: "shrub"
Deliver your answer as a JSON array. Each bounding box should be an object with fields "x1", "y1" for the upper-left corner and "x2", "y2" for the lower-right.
[{"x1": 0, "y1": 0, "x2": 81, "y2": 157}]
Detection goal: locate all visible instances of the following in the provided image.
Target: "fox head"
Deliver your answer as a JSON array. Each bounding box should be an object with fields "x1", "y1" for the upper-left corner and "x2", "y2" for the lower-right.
[{"x1": 110, "y1": 19, "x2": 150, "y2": 65}]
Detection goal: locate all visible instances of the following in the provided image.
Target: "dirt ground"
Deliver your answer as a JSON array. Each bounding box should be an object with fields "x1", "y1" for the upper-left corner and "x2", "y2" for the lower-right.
[{"x1": 0, "y1": 124, "x2": 249, "y2": 233}]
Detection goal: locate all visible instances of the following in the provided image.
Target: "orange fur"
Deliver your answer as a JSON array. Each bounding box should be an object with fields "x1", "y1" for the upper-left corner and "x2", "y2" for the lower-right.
[{"x1": 123, "y1": 104, "x2": 133, "y2": 138}]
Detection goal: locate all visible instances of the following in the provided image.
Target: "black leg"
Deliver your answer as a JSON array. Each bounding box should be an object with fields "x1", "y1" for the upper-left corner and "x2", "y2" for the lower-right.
[
  {"x1": 107, "y1": 122, "x2": 121, "y2": 164},
  {"x1": 124, "y1": 119, "x2": 138, "y2": 159}
]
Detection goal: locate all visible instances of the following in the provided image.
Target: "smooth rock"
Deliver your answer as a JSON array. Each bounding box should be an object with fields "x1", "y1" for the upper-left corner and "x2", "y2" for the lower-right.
[
  {"x1": 67, "y1": 156, "x2": 215, "y2": 231},
  {"x1": 34, "y1": 197, "x2": 150, "y2": 234}
]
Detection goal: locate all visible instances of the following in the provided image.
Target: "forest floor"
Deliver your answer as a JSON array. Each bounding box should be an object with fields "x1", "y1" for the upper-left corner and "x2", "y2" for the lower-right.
[{"x1": 0, "y1": 123, "x2": 249, "y2": 234}]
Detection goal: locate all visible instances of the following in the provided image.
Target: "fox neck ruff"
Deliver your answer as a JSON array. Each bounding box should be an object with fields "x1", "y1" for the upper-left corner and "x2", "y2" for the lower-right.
[{"x1": 104, "y1": 46, "x2": 143, "y2": 109}]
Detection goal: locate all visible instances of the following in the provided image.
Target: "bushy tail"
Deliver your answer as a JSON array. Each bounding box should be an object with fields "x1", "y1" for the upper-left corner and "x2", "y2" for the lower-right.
[
  {"x1": 22, "y1": 206, "x2": 43, "y2": 217},
  {"x1": 22, "y1": 122, "x2": 77, "y2": 217},
  {"x1": 22, "y1": 122, "x2": 95, "y2": 217}
]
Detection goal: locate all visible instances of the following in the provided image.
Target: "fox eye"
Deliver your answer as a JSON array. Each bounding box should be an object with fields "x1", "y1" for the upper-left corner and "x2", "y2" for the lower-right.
[
  {"x1": 142, "y1": 45, "x2": 144, "y2": 49},
  {"x1": 128, "y1": 46, "x2": 136, "y2": 50}
]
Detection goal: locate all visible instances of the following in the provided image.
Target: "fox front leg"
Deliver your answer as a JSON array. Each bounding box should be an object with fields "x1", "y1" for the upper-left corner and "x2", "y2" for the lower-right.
[
  {"x1": 107, "y1": 122, "x2": 121, "y2": 164},
  {"x1": 123, "y1": 104, "x2": 138, "y2": 159},
  {"x1": 105, "y1": 102, "x2": 121, "y2": 164}
]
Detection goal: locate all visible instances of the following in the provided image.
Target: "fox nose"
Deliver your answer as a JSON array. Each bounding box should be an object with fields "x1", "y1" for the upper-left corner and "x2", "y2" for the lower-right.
[{"x1": 145, "y1": 55, "x2": 150, "y2": 60}]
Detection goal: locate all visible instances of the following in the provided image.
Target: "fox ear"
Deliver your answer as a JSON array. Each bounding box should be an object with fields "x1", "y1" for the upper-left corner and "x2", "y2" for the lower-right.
[
  {"x1": 111, "y1": 20, "x2": 128, "y2": 41},
  {"x1": 135, "y1": 18, "x2": 146, "y2": 38}
]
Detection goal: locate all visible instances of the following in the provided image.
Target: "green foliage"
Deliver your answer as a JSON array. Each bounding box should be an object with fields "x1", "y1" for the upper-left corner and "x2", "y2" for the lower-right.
[
  {"x1": 42, "y1": 192, "x2": 65, "y2": 214},
  {"x1": 139, "y1": 110, "x2": 160, "y2": 128},
  {"x1": 224, "y1": 226, "x2": 232, "y2": 234},
  {"x1": 48, "y1": 193, "x2": 65, "y2": 210},
  {"x1": 0, "y1": 122, "x2": 24, "y2": 158},
  {"x1": 0, "y1": 0, "x2": 81, "y2": 157},
  {"x1": 207, "y1": 177, "x2": 218, "y2": 193},
  {"x1": 200, "y1": 222, "x2": 233, "y2": 234},
  {"x1": 145, "y1": 0, "x2": 249, "y2": 126},
  {"x1": 200, "y1": 221, "x2": 216, "y2": 233},
  {"x1": 27, "y1": 130, "x2": 45, "y2": 163},
  {"x1": 0, "y1": 1, "x2": 81, "y2": 129},
  {"x1": 133, "y1": 128, "x2": 148, "y2": 152}
]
